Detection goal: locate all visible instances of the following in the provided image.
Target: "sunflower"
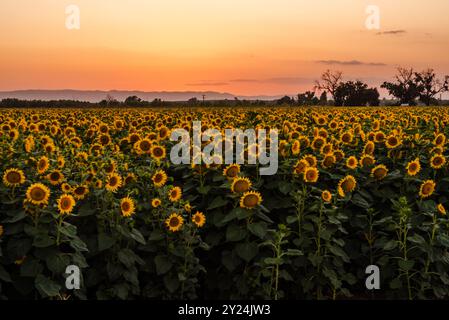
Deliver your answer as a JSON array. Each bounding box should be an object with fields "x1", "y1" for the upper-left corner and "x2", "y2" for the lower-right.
[
  {"x1": 165, "y1": 213, "x2": 184, "y2": 232},
  {"x1": 371, "y1": 164, "x2": 388, "y2": 180},
  {"x1": 337, "y1": 175, "x2": 357, "y2": 197},
  {"x1": 303, "y1": 155, "x2": 317, "y2": 167},
  {"x1": 26, "y1": 183, "x2": 50, "y2": 206},
  {"x1": 231, "y1": 177, "x2": 252, "y2": 193},
  {"x1": 57, "y1": 156, "x2": 65, "y2": 168},
  {"x1": 61, "y1": 183, "x2": 72, "y2": 193},
  {"x1": 291, "y1": 140, "x2": 300, "y2": 155},
  {"x1": 150, "y1": 145, "x2": 166, "y2": 160},
  {"x1": 37, "y1": 156, "x2": 50, "y2": 174},
  {"x1": 360, "y1": 154, "x2": 375, "y2": 167},
  {"x1": 363, "y1": 141, "x2": 375, "y2": 155},
  {"x1": 47, "y1": 170, "x2": 64, "y2": 186},
  {"x1": 406, "y1": 158, "x2": 421, "y2": 176},
  {"x1": 184, "y1": 203, "x2": 192, "y2": 212},
  {"x1": 346, "y1": 156, "x2": 358, "y2": 170},
  {"x1": 152, "y1": 170, "x2": 168, "y2": 188},
  {"x1": 293, "y1": 159, "x2": 309, "y2": 175},
  {"x1": 120, "y1": 197, "x2": 136, "y2": 217},
  {"x1": 192, "y1": 211, "x2": 206, "y2": 228},
  {"x1": 73, "y1": 185, "x2": 89, "y2": 200},
  {"x1": 430, "y1": 154, "x2": 446, "y2": 169},
  {"x1": 168, "y1": 186, "x2": 182, "y2": 202},
  {"x1": 3, "y1": 168, "x2": 25, "y2": 187},
  {"x1": 151, "y1": 198, "x2": 161, "y2": 208},
  {"x1": 57, "y1": 194, "x2": 75, "y2": 215},
  {"x1": 322, "y1": 153, "x2": 336, "y2": 168},
  {"x1": 322, "y1": 190, "x2": 332, "y2": 203},
  {"x1": 239, "y1": 191, "x2": 262, "y2": 210},
  {"x1": 434, "y1": 133, "x2": 446, "y2": 146},
  {"x1": 105, "y1": 173, "x2": 122, "y2": 193},
  {"x1": 385, "y1": 135, "x2": 401, "y2": 149},
  {"x1": 135, "y1": 138, "x2": 152, "y2": 154},
  {"x1": 304, "y1": 167, "x2": 319, "y2": 183},
  {"x1": 419, "y1": 180, "x2": 436, "y2": 199},
  {"x1": 223, "y1": 164, "x2": 240, "y2": 179},
  {"x1": 437, "y1": 203, "x2": 446, "y2": 216}
]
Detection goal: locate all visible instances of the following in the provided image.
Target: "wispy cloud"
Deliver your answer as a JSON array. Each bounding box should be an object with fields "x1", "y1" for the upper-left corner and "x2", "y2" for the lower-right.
[
  {"x1": 186, "y1": 81, "x2": 229, "y2": 86},
  {"x1": 376, "y1": 30, "x2": 407, "y2": 36},
  {"x1": 316, "y1": 60, "x2": 387, "y2": 66}
]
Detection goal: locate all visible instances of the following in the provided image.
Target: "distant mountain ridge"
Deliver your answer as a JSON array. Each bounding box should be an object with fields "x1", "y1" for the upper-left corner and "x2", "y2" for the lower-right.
[{"x1": 0, "y1": 90, "x2": 285, "y2": 102}]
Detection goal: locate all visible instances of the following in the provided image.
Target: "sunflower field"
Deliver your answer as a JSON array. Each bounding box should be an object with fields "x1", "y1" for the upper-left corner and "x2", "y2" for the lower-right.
[{"x1": 1, "y1": 106, "x2": 449, "y2": 300}]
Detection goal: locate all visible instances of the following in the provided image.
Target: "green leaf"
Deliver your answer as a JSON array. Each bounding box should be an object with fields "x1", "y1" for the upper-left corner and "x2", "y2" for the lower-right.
[
  {"x1": 70, "y1": 238, "x2": 89, "y2": 252},
  {"x1": 247, "y1": 222, "x2": 267, "y2": 239},
  {"x1": 163, "y1": 275, "x2": 179, "y2": 293},
  {"x1": 130, "y1": 228, "x2": 146, "y2": 245},
  {"x1": 226, "y1": 224, "x2": 246, "y2": 242},
  {"x1": 279, "y1": 182, "x2": 293, "y2": 195},
  {"x1": 235, "y1": 242, "x2": 259, "y2": 263},
  {"x1": 20, "y1": 258, "x2": 43, "y2": 277},
  {"x1": 327, "y1": 244, "x2": 349, "y2": 263},
  {"x1": 351, "y1": 193, "x2": 371, "y2": 209},
  {"x1": 2, "y1": 210, "x2": 27, "y2": 223},
  {"x1": 46, "y1": 254, "x2": 71, "y2": 274},
  {"x1": 398, "y1": 259, "x2": 415, "y2": 271},
  {"x1": 98, "y1": 233, "x2": 115, "y2": 251},
  {"x1": 0, "y1": 265, "x2": 12, "y2": 282},
  {"x1": 383, "y1": 240, "x2": 398, "y2": 251},
  {"x1": 154, "y1": 255, "x2": 172, "y2": 275},
  {"x1": 408, "y1": 234, "x2": 425, "y2": 245},
  {"x1": 33, "y1": 234, "x2": 54, "y2": 248},
  {"x1": 35, "y1": 274, "x2": 61, "y2": 298},
  {"x1": 207, "y1": 196, "x2": 228, "y2": 210}
]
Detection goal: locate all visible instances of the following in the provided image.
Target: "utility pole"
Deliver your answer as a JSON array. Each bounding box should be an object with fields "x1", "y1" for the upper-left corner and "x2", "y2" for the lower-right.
[{"x1": 202, "y1": 94, "x2": 206, "y2": 104}]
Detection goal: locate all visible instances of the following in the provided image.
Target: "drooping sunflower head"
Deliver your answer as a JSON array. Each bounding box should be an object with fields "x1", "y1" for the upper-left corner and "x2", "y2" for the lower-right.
[
  {"x1": 192, "y1": 211, "x2": 206, "y2": 228},
  {"x1": 406, "y1": 158, "x2": 421, "y2": 176},
  {"x1": 322, "y1": 153, "x2": 336, "y2": 169},
  {"x1": 57, "y1": 194, "x2": 75, "y2": 215},
  {"x1": 152, "y1": 169, "x2": 168, "y2": 188},
  {"x1": 291, "y1": 140, "x2": 300, "y2": 155},
  {"x1": 338, "y1": 175, "x2": 357, "y2": 197},
  {"x1": 293, "y1": 159, "x2": 309, "y2": 175},
  {"x1": 303, "y1": 155, "x2": 317, "y2": 167},
  {"x1": 360, "y1": 154, "x2": 375, "y2": 167},
  {"x1": 239, "y1": 191, "x2": 262, "y2": 210},
  {"x1": 437, "y1": 203, "x2": 446, "y2": 216},
  {"x1": 371, "y1": 164, "x2": 388, "y2": 180},
  {"x1": 231, "y1": 177, "x2": 252, "y2": 193},
  {"x1": 165, "y1": 213, "x2": 184, "y2": 232},
  {"x1": 304, "y1": 167, "x2": 319, "y2": 183},
  {"x1": 223, "y1": 164, "x2": 240, "y2": 179},
  {"x1": 430, "y1": 154, "x2": 446, "y2": 169},
  {"x1": 3, "y1": 168, "x2": 25, "y2": 187},
  {"x1": 419, "y1": 180, "x2": 436, "y2": 199},
  {"x1": 321, "y1": 190, "x2": 332, "y2": 203},
  {"x1": 434, "y1": 133, "x2": 446, "y2": 146},
  {"x1": 168, "y1": 186, "x2": 182, "y2": 202},
  {"x1": 26, "y1": 183, "x2": 50, "y2": 206},
  {"x1": 346, "y1": 156, "x2": 358, "y2": 170},
  {"x1": 363, "y1": 141, "x2": 375, "y2": 155},
  {"x1": 120, "y1": 197, "x2": 136, "y2": 217},
  {"x1": 37, "y1": 156, "x2": 50, "y2": 174}
]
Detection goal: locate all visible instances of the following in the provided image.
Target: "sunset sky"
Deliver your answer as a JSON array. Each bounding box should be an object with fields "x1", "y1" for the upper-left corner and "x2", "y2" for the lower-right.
[{"x1": 1, "y1": 0, "x2": 449, "y2": 96}]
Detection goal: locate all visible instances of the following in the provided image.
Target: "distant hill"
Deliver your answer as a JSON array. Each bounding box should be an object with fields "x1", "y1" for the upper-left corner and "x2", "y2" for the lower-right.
[{"x1": 0, "y1": 90, "x2": 285, "y2": 102}]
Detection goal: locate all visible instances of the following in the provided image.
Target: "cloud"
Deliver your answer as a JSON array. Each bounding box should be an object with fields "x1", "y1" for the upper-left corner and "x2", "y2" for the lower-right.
[
  {"x1": 186, "y1": 81, "x2": 229, "y2": 86},
  {"x1": 375, "y1": 30, "x2": 407, "y2": 35},
  {"x1": 316, "y1": 60, "x2": 387, "y2": 66}
]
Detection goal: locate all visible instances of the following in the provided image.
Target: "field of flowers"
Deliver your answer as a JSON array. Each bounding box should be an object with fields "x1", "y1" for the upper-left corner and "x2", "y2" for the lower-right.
[{"x1": 1, "y1": 106, "x2": 449, "y2": 300}]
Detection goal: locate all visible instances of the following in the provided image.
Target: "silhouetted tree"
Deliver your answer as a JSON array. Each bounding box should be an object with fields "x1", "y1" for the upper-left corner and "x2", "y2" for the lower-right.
[
  {"x1": 298, "y1": 91, "x2": 319, "y2": 106},
  {"x1": 381, "y1": 67, "x2": 420, "y2": 105},
  {"x1": 314, "y1": 70, "x2": 343, "y2": 101},
  {"x1": 414, "y1": 69, "x2": 449, "y2": 106},
  {"x1": 277, "y1": 96, "x2": 294, "y2": 105},
  {"x1": 334, "y1": 81, "x2": 380, "y2": 106}
]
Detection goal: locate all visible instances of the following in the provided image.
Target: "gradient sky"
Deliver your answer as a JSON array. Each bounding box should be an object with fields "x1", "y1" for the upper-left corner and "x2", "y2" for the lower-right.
[{"x1": 1, "y1": 0, "x2": 449, "y2": 96}]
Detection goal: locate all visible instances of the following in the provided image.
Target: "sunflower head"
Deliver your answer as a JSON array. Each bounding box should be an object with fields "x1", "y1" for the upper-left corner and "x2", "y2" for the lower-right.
[
  {"x1": 437, "y1": 203, "x2": 446, "y2": 216},
  {"x1": 3, "y1": 168, "x2": 25, "y2": 187},
  {"x1": 419, "y1": 180, "x2": 436, "y2": 199},
  {"x1": 151, "y1": 198, "x2": 161, "y2": 208},
  {"x1": 338, "y1": 175, "x2": 357, "y2": 197},
  {"x1": 165, "y1": 213, "x2": 184, "y2": 232},
  {"x1": 120, "y1": 197, "x2": 136, "y2": 217},
  {"x1": 371, "y1": 164, "x2": 388, "y2": 180},
  {"x1": 105, "y1": 173, "x2": 122, "y2": 193},
  {"x1": 37, "y1": 156, "x2": 50, "y2": 174},
  {"x1": 223, "y1": 164, "x2": 240, "y2": 179},
  {"x1": 26, "y1": 183, "x2": 50, "y2": 206},
  {"x1": 192, "y1": 211, "x2": 206, "y2": 228},
  {"x1": 346, "y1": 156, "x2": 358, "y2": 170},
  {"x1": 239, "y1": 191, "x2": 262, "y2": 210},
  {"x1": 150, "y1": 145, "x2": 166, "y2": 160},
  {"x1": 152, "y1": 170, "x2": 168, "y2": 188},
  {"x1": 168, "y1": 186, "x2": 182, "y2": 202},
  {"x1": 47, "y1": 170, "x2": 64, "y2": 186},
  {"x1": 406, "y1": 159, "x2": 421, "y2": 176},
  {"x1": 231, "y1": 177, "x2": 252, "y2": 193},
  {"x1": 57, "y1": 194, "x2": 76, "y2": 215},
  {"x1": 304, "y1": 167, "x2": 319, "y2": 183},
  {"x1": 430, "y1": 154, "x2": 446, "y2": 169},
  {"x1": 322, "y1": 190, "x2": 332, "y2": 203}
]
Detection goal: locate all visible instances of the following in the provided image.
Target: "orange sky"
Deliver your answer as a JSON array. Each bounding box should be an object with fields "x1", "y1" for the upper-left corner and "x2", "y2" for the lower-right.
[{"x1": 1, "y1": 0, "x2": 449, "y2": 96}]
